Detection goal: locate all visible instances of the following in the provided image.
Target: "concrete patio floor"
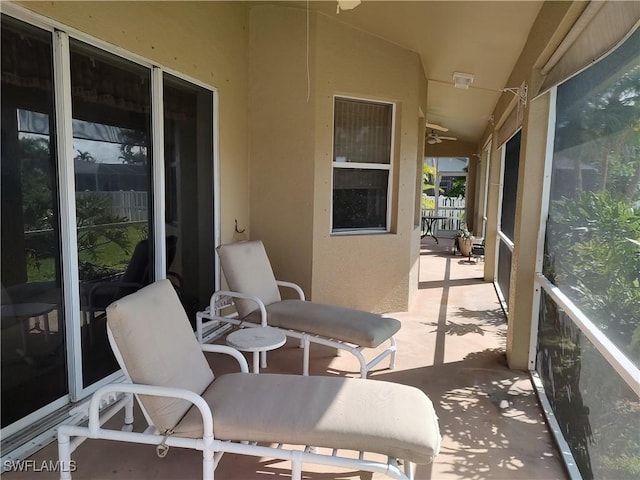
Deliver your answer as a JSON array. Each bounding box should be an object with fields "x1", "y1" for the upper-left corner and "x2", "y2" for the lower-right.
[{"x1": 4, "y1": 239, "x2": 568, "y2": 480}]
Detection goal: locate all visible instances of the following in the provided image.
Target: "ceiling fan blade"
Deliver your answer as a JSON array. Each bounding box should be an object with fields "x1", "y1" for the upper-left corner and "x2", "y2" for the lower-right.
[
  {"x1": 440, "y1": 136, "x2": 457, "y2": 141},
  {"x1": 425, "y1": 121, "x2": 448, "y2": 132}
]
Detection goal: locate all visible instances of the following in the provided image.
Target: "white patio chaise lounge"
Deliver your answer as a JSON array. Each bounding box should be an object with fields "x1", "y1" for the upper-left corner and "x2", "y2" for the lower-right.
[
  {"x1": 198, "y1": 240, "x2": 402, "y2": 378},
  {"x1": 57, "y1": 279, "x2": 440, "y2": 480}
]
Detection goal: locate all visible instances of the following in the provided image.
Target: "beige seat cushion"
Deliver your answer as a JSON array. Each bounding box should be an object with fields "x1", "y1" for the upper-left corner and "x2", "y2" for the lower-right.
[
  {"x1": 245, "y1": 299, "x2": 401, "y2": 348},
  {"x1": 107, "y1": 280, "x2": 214, "y2": 434},
  {"x1": 218, "y1": 240, "x2": 400, "y2": 347},
  {"x1": 174, "y1": 373, "x2": 440, "y2": 464}
]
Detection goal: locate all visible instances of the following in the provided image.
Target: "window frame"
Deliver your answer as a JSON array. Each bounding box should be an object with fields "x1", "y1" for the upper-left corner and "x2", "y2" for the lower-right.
[{"x1": 330, "y1": 95, "x2": 395, "y2": 235}]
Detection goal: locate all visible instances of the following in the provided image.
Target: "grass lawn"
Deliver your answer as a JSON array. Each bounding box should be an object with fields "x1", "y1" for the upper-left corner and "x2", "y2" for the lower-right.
[{"x1": 27, "y1": 224, "x2": 148, "y2": 282}]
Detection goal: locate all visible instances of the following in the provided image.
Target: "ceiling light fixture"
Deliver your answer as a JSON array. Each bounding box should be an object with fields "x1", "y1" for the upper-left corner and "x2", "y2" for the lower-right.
[
  {"x1": 337, "y1": 1, "x2": 361, "y2": 14},
  {"x1": 452, "y1": 72, "x2": 474, "y2": 89}
]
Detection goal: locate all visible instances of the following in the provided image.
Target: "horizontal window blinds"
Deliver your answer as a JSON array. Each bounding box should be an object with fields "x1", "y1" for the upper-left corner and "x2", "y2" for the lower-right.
[{"x1": 333, "y1": 98, "x2": 392, "y2": 164}]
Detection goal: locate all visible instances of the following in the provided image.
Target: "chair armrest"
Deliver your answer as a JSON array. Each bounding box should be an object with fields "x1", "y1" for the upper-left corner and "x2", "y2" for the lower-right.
[
  {"x1": 87, "y1": 383, "x2": 214, "y2": 437},
  {"x1": 276, "y1": 281, "x2": 306, "y2": 300},
  {"x1": 86, "y1": 281, "x2": 144, "y2": 309},
  {"x1": 210, "y1": 290, "x2": 268, "y2": 327},
  {"x1": 200, "y1": 344, "x2": 250, "y2": 373}
]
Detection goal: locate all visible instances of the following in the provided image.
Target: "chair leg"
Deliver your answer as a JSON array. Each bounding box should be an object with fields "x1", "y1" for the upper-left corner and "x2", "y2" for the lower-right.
[
  {"x1": 57, "y1": 430, "x2": 73, "y2": 480},
  {"x1": 389, "y1": 337, "x2": 397, "y2": 370},
  {"x1": 43, "y1": 312, "x2": 51, "y2": 342},
  {"x1": 302, "y1": 336, "x2": 310, "y2": 376},
  {"x1": 404, "y1": 460, "x2": 416, "y2": 480},
  {"x1": 291, "y1": 451, "x2": 303, "y2": 480},
  {"x1": 122, "y1": 394, "x2": 135, "y2": 432},
  {"x1": 202, "y1": 441, "x2": 214, "y2": 480}
]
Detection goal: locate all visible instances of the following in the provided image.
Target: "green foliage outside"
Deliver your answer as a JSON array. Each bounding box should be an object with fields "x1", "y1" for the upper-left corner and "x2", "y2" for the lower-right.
[
  {"x1": 546, "y1": 191, "x2": 640, "y2": 361},
  {"x1": 20, "y1": 137, "x2": 145, "y2": 283},
  {"x1": 540, "y1": 49, "x2": 640, "y2": 479},
  {"x1": 445, "y1": 167, "x2": 468, "y2": 199},
  {"x1": 421, "y1": 162, "x2": 436, "y2": 210},
  {"x1": 20, "y1": 137, "x2": 54, "y2": 232},
  {"x1": 27, "y1": 225, "x2": 146, "y2": 282}
]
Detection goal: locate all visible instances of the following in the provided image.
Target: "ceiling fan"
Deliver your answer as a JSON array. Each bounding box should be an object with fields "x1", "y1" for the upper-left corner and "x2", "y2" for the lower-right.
[
  {"x1": 426, "y1": 129, "x2": 457, "y2": 145},
  {"x1": 425, "y1": 121, "x2": 448, "y2": 132}
]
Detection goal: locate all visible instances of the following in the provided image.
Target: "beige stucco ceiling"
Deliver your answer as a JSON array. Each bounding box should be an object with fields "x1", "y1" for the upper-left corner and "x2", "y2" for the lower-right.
[{"x1": 255, "y1": 0, "x2": 543, "y2": 146}]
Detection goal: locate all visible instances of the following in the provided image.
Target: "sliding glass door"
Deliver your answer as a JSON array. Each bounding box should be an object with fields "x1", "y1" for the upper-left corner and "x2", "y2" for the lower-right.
[
  {"x1": 163, "y1": 74, "x2": 214, "y2": 323},
  {"x1": 1, "y1": 13, "x2": 217, "y2": 444},
  {"x1": 69, "y1": 40, "x2": 153, "y2": 387},
  {"x1": 1, "y1": 17, "x2": 67, "y2": 429}
]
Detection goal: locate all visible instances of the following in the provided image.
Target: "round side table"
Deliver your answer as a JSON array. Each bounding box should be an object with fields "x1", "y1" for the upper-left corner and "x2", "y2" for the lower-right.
[
  {"x1": 225, "y1": 327, "x2": 287, "y2": 374},
  {"x1": 1, "y1": 302, "x2": 55, "y2": 358}
]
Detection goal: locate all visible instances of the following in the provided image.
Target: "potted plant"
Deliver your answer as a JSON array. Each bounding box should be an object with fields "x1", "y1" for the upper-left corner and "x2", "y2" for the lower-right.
[{"x1": 455, "y1": 223, "x2": 475, "y2": 257}]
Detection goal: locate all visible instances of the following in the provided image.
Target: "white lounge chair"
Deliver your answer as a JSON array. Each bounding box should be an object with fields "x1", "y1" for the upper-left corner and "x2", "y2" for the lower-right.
[
  {"x1": 57, "y1": 279, "x2": 440, "y2": 480},
  {"x1": 199, "y1": 240, "x2": 401, "y2": 378}
]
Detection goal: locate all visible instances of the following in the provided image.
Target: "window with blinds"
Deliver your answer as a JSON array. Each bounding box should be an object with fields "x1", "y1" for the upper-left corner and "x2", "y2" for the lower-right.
[{"x1": 332, "y1": 97, "x2": 394, "y2": 233}]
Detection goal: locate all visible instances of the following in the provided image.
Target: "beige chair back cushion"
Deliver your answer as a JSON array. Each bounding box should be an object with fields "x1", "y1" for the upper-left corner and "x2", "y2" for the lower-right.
[
  {"x1": 106, "y1": 279, "x2": 214, "y2": 433},
  {"x1": 217, "y1": 240, "x2": 282, "y2": 318}
]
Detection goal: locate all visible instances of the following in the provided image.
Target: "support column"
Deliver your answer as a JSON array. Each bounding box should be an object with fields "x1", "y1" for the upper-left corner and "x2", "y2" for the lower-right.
[
  {"x1": 483, "y1": 137, "x2": 501, "y2": 283},
  {"x1": 506, "y1": 92, "x2": 551, "y2": 370}
]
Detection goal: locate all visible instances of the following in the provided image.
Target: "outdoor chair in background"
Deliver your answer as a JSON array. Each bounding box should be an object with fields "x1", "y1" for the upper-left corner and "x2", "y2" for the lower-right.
[
  {"x1": 200, "y1": 240, "x2": 401, "y2": 378},
  {"x1": 56, "y1": 279, "x2": 441, "y2": 480},
  {"x1": 81, "y1": 235, "x2": 178, "y2": 324},
  {"x1": 79, "y1": 235, "x2": 181, "y2": 346},
  {"x1": 471, "y1": 238, "x2": 485, "y2": 263}
]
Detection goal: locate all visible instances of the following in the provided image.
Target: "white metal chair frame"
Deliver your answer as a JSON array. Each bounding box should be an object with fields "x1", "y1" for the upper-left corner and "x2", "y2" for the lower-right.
[
  {"x1": 57, "y1": 328, "x2": 417, "y2": 480},
  {"x1": 198, "y1": 282, "x2": 397, "y2": 378}
]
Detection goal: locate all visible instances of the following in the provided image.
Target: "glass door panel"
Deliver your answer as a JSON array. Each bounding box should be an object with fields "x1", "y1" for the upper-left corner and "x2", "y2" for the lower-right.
[
  {"x1": 69, "y1": 40, "x2": 152, "y2": 387},
  {"x1": 163, "y1": 74, "x2": 214, "y2": 324},
  {"x1": 1, "y1": 17, "x2": 67, "y2": 428}
]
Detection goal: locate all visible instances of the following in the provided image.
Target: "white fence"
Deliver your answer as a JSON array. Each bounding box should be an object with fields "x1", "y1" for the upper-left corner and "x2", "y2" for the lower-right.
[
  {"x1": 422, "y1": 196, "x2": 465, "y2": 235},
  {"x1": 76, "y1": 191, "x2": 148, "y2": 222}
]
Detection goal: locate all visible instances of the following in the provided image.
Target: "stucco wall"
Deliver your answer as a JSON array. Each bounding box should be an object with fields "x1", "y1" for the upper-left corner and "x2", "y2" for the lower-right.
[
  {"x1": 311, "y1": 11, "x2": 425, "y2": 312},
  {"x1": 249, "y1": 5, "x2": 315, "y2": 295},
  {"x1": 20, "y1": 1, "x2": 427, "y2": 313},
  {"x1": 249, "y1": 5, "x2": 425, "y2": 312},
  {"x1": 17, "y1": 1, "x2": 251, "y2": 248}
]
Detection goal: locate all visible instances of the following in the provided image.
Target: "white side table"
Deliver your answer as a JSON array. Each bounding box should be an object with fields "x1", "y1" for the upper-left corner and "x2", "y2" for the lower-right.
[
  {"x1": 1, "y1": 303, "x2": 55, "y2": 359},
  {"x1": 225, "y1": 327, "x2": 287, "y2": 374}
]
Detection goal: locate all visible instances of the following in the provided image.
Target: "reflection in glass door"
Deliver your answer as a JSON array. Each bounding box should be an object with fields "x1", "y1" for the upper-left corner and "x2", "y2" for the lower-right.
[
  {"x1": 1, "y1": 18, "x2": 67, "y2": 428},
  {"x1": 1, "y1": 14, "x2": 218, "y2": 449},
  {"x1": 69, "y1": 40, "x2": 153, "y2": 388},
  {"x1": 163, "y1": 74, "x2": 215, "y2": 323}
]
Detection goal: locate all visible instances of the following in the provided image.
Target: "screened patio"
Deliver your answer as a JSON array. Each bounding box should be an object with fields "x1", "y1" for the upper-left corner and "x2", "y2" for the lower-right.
[{"x1": 2, "y1": 241, "x2": 567, "y2": 479}]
